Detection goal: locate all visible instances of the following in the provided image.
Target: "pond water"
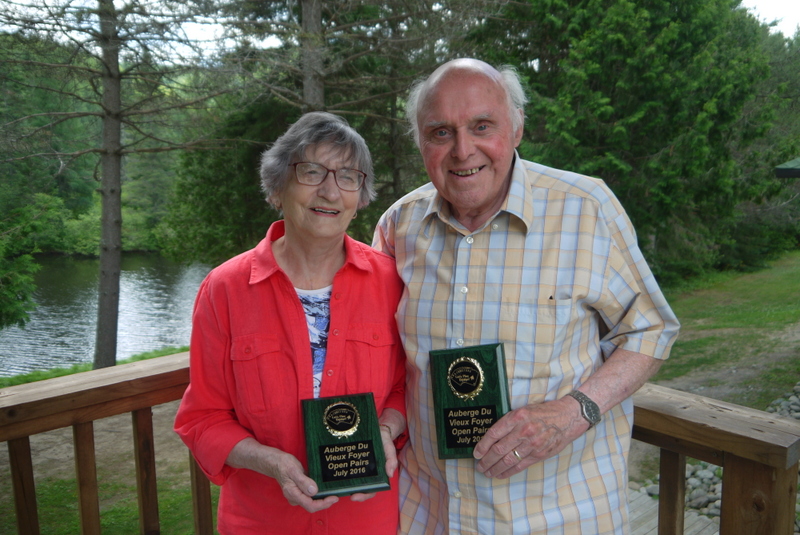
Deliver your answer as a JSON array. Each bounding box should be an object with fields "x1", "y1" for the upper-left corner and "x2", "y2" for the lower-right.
[{"x1": 0, "y1": 254, "x2": 211, "y2": 377}]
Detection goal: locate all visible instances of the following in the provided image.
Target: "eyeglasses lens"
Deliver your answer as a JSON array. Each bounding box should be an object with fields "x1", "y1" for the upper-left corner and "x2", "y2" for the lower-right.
[{"x1": 294, "y1": 163, "x2": 363, "y2": 191}]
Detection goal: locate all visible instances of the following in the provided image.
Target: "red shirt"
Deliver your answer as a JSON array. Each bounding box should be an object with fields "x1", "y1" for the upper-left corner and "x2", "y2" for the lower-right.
[{"x1": 174, "y1": 221, "x2": 406, "y2": 535}]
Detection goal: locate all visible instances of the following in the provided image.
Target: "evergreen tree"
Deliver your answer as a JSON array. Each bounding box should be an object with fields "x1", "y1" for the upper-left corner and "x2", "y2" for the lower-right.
[{"x1": 0, "y1": 0, "x2": 244, "y2": 366}]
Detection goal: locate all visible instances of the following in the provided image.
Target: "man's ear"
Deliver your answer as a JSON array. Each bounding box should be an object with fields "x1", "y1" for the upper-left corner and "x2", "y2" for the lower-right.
[{"x1": 514, "y1": 109, "x2": 524, "y2": 147}]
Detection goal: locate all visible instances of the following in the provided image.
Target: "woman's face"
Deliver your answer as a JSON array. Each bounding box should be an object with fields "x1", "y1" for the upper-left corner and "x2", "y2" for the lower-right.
[{"x1": 279, "y1": 143, "x2": 361, "y2": 245}]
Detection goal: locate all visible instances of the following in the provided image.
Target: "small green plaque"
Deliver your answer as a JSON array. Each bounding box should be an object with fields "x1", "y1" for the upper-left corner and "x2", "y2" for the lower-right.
[
  {"x1": 302, "y1": 393, "x2": 390, "y2": 498},
  {"x1": 430, "y1": 343, "x2": 511, "y2": 459}
]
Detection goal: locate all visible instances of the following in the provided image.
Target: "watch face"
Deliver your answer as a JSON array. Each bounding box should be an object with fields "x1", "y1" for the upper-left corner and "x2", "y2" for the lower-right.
[
  {"x1": 570, "y1": 391, "x2": 601, "y2": 427},
  {"x1": 584, "y1": 401, "x2": 601, "y2": 424}
]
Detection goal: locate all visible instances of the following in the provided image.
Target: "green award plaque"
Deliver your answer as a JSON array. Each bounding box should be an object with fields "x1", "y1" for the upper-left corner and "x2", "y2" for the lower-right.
[
  {"x1": 301, "y1": 393, "x2": 390, "y2": 498},
  {"x1": 430, "y1": 343, "x2": 510, "y2": 459}
]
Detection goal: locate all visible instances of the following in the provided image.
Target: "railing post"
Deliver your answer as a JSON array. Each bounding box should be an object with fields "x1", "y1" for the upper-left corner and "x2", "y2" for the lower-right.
[
  {"x1": 657, "y1": 449, "x2": 686, "y2": 535},
  {"x1": 190, "y1": 453, "x2": 214, "y2": 535},
  {"x1": 8, "y1": 436, "x2": 40, "y2": 535},
  {"x1": 133, "y1": 407, "x2": 160, "y2": 534},
  {"x1": 73, "y1": 421, "x2": 101, "y2": 535},
  {"x1": 719, "y1": 454, "x2": 798, "y2": 535}
]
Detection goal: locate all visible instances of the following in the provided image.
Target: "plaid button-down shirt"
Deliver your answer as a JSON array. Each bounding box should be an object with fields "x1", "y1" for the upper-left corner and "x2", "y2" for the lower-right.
[{"x1": 373, "y1": 154, "x2": 679, "y2": 535}]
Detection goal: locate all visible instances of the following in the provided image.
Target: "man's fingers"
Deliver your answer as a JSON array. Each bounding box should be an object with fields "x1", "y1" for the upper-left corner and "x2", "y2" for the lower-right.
[{"x1": 472, "y1": 412, "x2": 515, "y2": 459}]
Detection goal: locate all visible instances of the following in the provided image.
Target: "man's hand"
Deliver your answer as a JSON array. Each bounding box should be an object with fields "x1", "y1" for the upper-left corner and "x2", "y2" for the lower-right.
[
  {"x1": 473, "y1": 349, "x2": 663, "y2": 479},
  {"x1": 472, "y1": 396, "x2": 587, "y2": 479}
]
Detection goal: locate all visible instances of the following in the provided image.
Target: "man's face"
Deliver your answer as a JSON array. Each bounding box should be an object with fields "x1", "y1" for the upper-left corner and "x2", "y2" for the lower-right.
[{"x1": 417, "y1": 68, "x2": 522, "y2": 230}]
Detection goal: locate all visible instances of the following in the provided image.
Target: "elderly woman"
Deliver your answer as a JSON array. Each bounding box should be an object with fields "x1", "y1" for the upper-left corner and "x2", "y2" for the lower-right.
[{"x1": 174, "y1": 112, "x2": 406, "y2": 534}]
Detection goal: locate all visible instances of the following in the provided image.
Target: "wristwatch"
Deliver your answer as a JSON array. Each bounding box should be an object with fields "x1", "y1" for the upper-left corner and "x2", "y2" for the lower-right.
[{"x1": 566, "y1": 390, "x2": 601, "y2": 429}]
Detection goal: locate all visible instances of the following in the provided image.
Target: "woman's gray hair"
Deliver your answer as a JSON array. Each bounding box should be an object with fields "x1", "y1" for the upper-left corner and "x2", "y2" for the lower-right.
[
  {"x1": 260, "y1": 111, "x2": 376, "y2": 209},
  {"x1": 406, "y1": 63, "x2": 527, "y2": 147}
]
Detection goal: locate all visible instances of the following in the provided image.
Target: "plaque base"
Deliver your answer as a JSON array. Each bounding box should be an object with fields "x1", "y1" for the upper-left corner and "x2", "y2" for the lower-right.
[
  {"x1": 430, "y1": 343, "x2": 510, "y2": 459},
  {"x1": 302, "y1": 393, "x2": 390, "y2": 498}
]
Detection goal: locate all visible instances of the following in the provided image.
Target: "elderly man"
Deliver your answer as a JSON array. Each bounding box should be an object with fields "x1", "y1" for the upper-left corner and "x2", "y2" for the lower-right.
[{"x1": 372, "y1": 58, "x2": 680, "y2": 534}]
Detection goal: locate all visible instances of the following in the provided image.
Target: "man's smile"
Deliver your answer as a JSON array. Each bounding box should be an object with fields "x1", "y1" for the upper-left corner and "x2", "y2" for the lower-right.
[{"x1": 451, "y1": 166, "x2": 484, "y2": 177}]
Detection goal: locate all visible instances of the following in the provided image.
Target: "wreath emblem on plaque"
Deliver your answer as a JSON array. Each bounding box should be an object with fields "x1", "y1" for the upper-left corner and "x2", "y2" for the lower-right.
[
  {"x1": 323, "y1": 401, "x2": 360, "y2": 438},
  {"x1": 447, "y1": 357, "x2": 485, "y2": 400}
]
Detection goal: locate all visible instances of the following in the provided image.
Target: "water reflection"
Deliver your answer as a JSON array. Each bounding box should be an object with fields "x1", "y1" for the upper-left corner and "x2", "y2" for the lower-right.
[{"x1": 0, "y1": 254, "x2": 210, "y2": 377}]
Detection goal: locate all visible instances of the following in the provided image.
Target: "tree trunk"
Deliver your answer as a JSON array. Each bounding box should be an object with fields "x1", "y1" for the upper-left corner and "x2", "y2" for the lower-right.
[
  {"x1": 301, "y1": 0, "x2": 324, "y2": 110},
  {"x1": 94, "y1": 0, "x2": 122, "y2": 369}
]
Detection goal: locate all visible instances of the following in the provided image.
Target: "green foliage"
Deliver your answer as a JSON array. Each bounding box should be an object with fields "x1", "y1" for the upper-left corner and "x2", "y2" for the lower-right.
[
  {"x1": 0, "y1": 250, "x2": 38, "y2": 328},
  {"x1": 161, "y1": 97, "x2": 295, "y2": 264},
  {"x1": 0, "y1": 34, "x2": 99, "y2": 213},
  {"x1": 715, "y1": 206, "x2": 800, "y2": 271},
  {"x1": 123, "y1": 151, "x2": 181, "y2": 252},
  {"x1": 0, "y1": 193, "x2": 75, "y2": 328},
  {"x1": 63, "y1": 197, "x2": 102, "y2": 256}
]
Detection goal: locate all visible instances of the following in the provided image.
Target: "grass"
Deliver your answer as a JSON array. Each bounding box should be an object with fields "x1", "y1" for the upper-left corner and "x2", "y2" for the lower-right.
[
  {"x1": 0, "y1": 474, "x2": 220, "y2": 534},
  {"x1": 0, "y1": 346, "x2": 189, "y2": 388},
  {"x1": 655, "y1": 250, "x2": 800, "y2": 409}
]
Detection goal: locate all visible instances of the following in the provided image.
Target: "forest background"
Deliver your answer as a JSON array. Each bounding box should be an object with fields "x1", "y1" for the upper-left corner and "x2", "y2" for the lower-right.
[{"x1": 1, "y1": 0, "x2": 799, "y2": 365}]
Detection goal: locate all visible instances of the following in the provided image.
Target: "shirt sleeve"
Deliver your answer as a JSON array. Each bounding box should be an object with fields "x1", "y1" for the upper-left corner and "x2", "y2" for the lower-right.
[
  {"x1": 596, "y1": 232, "x2": 679, "y2": 362},
  {"x1": 371, "y1": 210, "x2": 397, "y2": 258},
  {"x1": 173, "y1": 276, "x2": 254, "y2": 486},
  {"x1": 375, "y1": 251, "x2": 408, "y2": 448}
]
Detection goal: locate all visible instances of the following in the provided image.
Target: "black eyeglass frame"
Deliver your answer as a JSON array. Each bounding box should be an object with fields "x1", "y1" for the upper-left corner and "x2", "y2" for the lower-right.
[{"x1": 289, "y1": 162, "x2": 366, "y2": 192}]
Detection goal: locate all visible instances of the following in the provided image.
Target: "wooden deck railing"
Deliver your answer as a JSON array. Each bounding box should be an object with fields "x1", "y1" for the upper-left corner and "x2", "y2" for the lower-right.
[{"x1": 1, "y1": 352, "x2": 799, "y2": 534}]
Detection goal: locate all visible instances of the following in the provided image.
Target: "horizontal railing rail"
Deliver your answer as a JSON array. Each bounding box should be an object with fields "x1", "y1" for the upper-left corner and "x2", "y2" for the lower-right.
[
  {"x1": 1, "y1": 353, "x2": 799, "y2": 534},
  {"x1": 632, "y1": 383, "x2": 800, "y2": 535}
]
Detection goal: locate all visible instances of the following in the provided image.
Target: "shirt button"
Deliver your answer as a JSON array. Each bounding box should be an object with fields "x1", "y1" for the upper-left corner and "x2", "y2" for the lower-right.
[
  {"x1": 460, "y1": 286, "x2": 468, "y2": 294},
  {"x1": 373, "y1": 333, "x2": 380, "y2": 340},
  {"x1": 465, "y1": 236, "x2": 474, "y2": 244},
  {"x1": 244, "y1": 346, "x2": 251, "y2": 354},
  {"x1": 317, "y1": 519, "x2": 324, "y2": 525},
  {"x1": 492, "y1": 223, "x2": 499, "y2": 230},
  {"x1": 456, "y1": 339, "x2": 464, "y2": 346},
  {"x1": 333, "y1": 329, "x2": 340, "y2": 336},
  {"x1": 327, "y1": 370, "x2": 334, "y2": 377},
  {"x1": 334, "y1": 292, "x2": 342, "y2": 300},
  {"x1": 454, "y1": 491, "x2": 462, "y2": 498}
]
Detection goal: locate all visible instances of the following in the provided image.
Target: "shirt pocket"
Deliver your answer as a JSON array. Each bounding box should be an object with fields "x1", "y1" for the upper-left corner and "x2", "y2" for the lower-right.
[
  {"x1": 502, "y1": 298, "x2": 574, "y2": 385},
  {"x1": 532, "y1": 297, "x2": 573, "y2": 352},
  {"x1": 535, "y1": 297, "x2": 573, "y2": 325},
  {"x1": 230, "y1": 333, "x2": 294, "y2": 414},
  {"x1": 343, "y1": 323, "x2": 396, "y2": 400}
]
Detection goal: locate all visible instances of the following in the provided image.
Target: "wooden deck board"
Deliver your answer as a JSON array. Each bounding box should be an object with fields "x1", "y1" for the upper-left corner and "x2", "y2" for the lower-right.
[{"x1": 629, "y1": 488, "x2": 719, "y2": 535}]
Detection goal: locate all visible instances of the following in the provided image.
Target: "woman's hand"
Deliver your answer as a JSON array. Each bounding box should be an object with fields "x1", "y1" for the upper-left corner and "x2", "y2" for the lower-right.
[
  {"x1": 350, "y1": 407, "x2": 405, "y2": 503},
  {"x1": 349, "y1": 423, "x2": 395, "y2": 503},
  {"x1": 227, "y1": 437, "x2": 339, "y2": 513}
]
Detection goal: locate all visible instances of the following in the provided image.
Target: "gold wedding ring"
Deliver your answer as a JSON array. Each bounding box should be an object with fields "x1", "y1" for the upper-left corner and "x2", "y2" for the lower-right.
[{"x1": 513, "y1": 449, "x2": 522, "y2": 461}]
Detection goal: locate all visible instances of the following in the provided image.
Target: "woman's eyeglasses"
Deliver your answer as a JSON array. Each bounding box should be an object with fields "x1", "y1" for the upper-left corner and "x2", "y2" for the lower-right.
[{"x1": 289, "y1": 162, "x2": 366, "y2": 192}]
